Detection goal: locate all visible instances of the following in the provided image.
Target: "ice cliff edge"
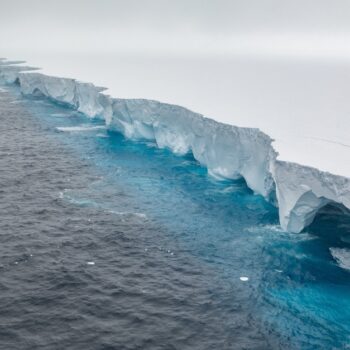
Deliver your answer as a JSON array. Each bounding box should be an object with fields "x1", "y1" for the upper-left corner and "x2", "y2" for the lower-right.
[{"x1": 1, "y1": 58, "x2": 349, "y2": 233}]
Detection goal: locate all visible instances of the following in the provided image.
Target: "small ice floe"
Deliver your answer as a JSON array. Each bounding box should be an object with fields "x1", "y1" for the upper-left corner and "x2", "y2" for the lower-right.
[
  {"x1": 246, "y1": 225, "x2": 284, "y2": 234},
  {"x1": 240, "y1": 276, "x2": 249, "y2": 282},
  {"x1": 330, "y1": 248, "x2": 350, "y2": 271},
  {"x1": 56, "y1": 125, "x2": 105, "y2": 133},
  {"x1": 87, "y1": 261, "x2": 95, "y2": 265}
]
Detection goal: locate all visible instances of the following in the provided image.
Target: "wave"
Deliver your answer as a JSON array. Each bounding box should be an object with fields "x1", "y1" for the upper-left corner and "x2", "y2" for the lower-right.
[
  {"x1": 330, "y1": 247, "x2": 350, "y2": 271},
  {"x1": 108, "y1": 210, "x2": 147, "y2": 219}
]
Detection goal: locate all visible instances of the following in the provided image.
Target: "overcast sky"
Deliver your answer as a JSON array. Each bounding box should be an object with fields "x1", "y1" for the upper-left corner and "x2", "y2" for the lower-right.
[{"x1": 0, "y1": 0, "x2": 350, "y2": 58}]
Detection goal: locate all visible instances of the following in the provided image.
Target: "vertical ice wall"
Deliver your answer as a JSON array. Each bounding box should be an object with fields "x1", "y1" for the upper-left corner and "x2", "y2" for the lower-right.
[
  {"x1": 110, "y1": 98, "x2": 276, "y2": 199},
  {"x1": 18, "y1": 73, "x2": 113, "y2": 121}
]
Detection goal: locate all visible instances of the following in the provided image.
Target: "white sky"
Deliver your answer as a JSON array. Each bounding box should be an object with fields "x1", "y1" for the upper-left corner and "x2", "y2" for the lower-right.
[{"x1": 1, "y1": 0, "x2": 350, "y2": 58}]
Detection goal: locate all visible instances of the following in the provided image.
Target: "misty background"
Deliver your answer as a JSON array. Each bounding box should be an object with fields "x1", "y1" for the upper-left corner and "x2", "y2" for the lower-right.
[
  {"x1": 0, "y1": 0, "x2": 349, "y2": 174},
  {"x1": 1, "y1": 0, "x2": 350, "y2": 58}
]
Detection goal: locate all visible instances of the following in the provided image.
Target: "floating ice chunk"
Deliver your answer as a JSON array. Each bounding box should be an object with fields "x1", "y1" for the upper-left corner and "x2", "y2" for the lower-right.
[{"x1": 56, "y1": 125, "x2": 105, "y2": 132}]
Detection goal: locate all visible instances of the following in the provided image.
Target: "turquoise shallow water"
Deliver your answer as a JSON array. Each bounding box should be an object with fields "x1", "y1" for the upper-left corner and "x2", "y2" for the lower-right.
[{"x1": 0, "y1": 83, "x2": 349, "y2": 349}]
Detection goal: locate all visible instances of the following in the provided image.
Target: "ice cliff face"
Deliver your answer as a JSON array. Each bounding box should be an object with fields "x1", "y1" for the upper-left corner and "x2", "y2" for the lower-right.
[
  {"x1": 272, "y1": 161, "x2": 350, "y2": 233},
  {"x1": 19, "y1": 73, "x2": 113, "y2": 121},
  {"x1": 1, "y1": 60, "x2": 349, "y2": 233},
  {"x1": 110, "y1": 98, "x2": 276, "y2": 198}
]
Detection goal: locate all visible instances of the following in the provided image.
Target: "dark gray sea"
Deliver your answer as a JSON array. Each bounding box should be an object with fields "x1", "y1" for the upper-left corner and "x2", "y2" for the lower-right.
[{"x1": 0, "y1": 84, "x2": 349, "y2": 349}]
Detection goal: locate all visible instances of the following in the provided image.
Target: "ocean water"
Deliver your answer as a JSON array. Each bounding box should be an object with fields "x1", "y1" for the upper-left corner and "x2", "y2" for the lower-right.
[{"x1": 0, "y1": 83, "x2": 349, "y2": 350}]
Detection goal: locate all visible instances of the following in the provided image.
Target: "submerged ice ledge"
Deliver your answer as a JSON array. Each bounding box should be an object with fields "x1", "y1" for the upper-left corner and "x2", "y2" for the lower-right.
[{"x1": 1, "y1": 58, "x2": 349, "y2": 233}]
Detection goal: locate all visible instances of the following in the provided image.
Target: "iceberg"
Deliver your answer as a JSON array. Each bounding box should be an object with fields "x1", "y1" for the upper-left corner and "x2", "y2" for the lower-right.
[{"x1": 0, "y1": 59, "x2": 349, "y2": 233}]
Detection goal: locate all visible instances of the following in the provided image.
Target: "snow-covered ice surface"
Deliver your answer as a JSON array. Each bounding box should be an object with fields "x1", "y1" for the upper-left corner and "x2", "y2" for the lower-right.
[{"x1": 1, "y1": 55, "x2": 349, "y2": 233}]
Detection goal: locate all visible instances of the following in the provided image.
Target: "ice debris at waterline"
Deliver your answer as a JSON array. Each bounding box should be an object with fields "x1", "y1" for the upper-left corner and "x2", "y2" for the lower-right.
[{"x1": 1, "y1": 57, "x2": 349, "y2": 233}]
